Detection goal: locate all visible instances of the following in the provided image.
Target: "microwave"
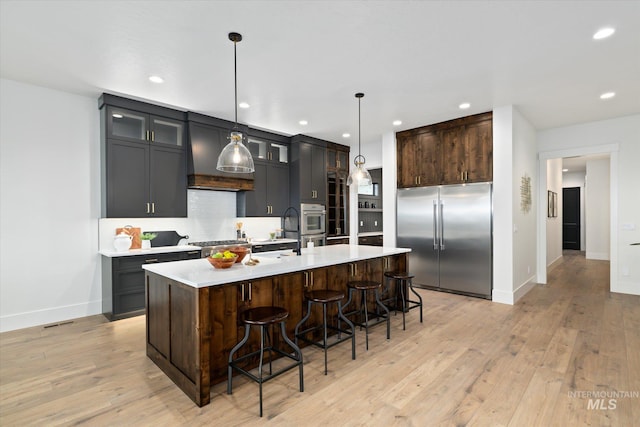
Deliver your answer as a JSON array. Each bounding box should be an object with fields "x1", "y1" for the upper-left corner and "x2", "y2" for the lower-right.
[{"x1": 300, "y1": 203, "x2": 326, "y2": 235}]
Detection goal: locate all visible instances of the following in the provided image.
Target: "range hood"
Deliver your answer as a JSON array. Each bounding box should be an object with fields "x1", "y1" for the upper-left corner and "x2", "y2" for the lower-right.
[
  {"x1": 188, "y1": 174, "x2": 253, "y2": 192},
  {"x1": 187, "y1": 112, "x2": 254, "y2": 191}
]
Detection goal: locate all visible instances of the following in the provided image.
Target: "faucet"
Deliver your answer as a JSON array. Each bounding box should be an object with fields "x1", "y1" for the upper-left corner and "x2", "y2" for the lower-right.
[{"x1": 282, "y1": 206, "x2": 301, "y2": 256}]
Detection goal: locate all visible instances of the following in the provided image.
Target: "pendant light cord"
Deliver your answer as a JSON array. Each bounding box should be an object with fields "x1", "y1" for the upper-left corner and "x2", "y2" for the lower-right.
[
  {"x1": 358, "y1": 95, "x2": 361, "y2": 157},
  {"x1": 233, "y1": 40, "x2": 238, "y2": 129}
]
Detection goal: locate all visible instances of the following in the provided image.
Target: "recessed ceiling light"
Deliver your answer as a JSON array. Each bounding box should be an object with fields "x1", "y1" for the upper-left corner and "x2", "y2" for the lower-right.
[
  {"x1": 593, "y1": 27, "x2": 615, "y2": 40},
  {"x1": 342, "y1": 133, "x2": 350, "y2": 138},
  {"x1": 459, "y1": 102, "x2": 471, "y2": 109},
  {"x1": 148, "y1": 75, "x2": 164, "y2": 84},
  {"x1": 392, "y1": 120, "x2": 402, "y2": 126},
  {"x1": 239, "y1": 102, "x2": 250, "y2": 109},
  {"x1": 299, "y1": 120, "x2": 308, "y2": 126},
  {"x1": 600, "y1": 92, "x2": 616, "y2": 100},
  {"x1": 562, "y1": 169, "x2": 569, "y2": 172},
  {"x1": 112, "y1": 113, "x2": 123, "y2": 119}
]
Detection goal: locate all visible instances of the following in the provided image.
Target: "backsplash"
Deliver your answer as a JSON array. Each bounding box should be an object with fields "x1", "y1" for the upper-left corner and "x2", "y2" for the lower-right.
[{"x1": 99, "y1": 190, "x2": 282, "y2": 251}]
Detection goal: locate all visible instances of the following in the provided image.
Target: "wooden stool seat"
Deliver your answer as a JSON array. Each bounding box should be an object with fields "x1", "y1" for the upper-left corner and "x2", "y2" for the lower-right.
[
  {"x1": 242, "y1": 306, "x2": 289, "y2": 325},
  {"x1": 347, "y1": 280, "x2": 382, "y2": 291},
  {"x1": 306, "y1": 289, "x2": 345, "y2": 303},
  {"x1": 384, "y1": 271, "x2": 415, "y2": 281}
]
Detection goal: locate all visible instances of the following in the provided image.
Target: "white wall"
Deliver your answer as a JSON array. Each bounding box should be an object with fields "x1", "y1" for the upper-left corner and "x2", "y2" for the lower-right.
[
  {"x1": 491, "y1": 106, "x2": 515, "y2": 304},
  {"x1": 511, "y1": 108, "x2": 538, "y2": 300},
  {"x1": 546, "y1": 158, "x2": 563, "y2": 265},
  {"x1": 562, "y1": 171, "x2": 586, "y2": 251},
  {"x1": 585, "y1": 158, "x2": 610, "y2": 260},
  {"x1": 538, "y1": 114, "x2": 640, "y2": 296},
  {"x1": 0, "y1": 79, "x2": 101, "y2": 332}
]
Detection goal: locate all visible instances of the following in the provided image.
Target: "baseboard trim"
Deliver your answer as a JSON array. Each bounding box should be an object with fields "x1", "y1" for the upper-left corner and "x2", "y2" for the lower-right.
[
  {"x1": 492, "y1": 289, "x2": 514, "y2": 305},
  {"x1": 0, "y1": 300, "x2": 102, "y2": 333},
  {"x1": 514, "y1": 275, "x2": 538, "y2": 303},
  {"x1": 611, "y1": 279, "x2": 640, "y2": 296},
  {"x1": 492, "y1": 275, "x2": 538, "y2": 305},
  {"x1": 586, "y1": 251, "x2": 609, "y2": 261}
]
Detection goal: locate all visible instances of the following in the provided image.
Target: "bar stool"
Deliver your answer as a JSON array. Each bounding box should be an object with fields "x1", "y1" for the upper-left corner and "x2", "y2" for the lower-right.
[
  {"x1": 294, "y1": 290, "x2": 356, "y2": 375},
  {"x1": 343, "y1": 281, "x2": 390, "y2": 350},
  {"x1": 383, "y1": 271, "x2": 423, "y2": 330},
  {"x1": 227, "y1": 306, "x2": 303, "y2": 417}
]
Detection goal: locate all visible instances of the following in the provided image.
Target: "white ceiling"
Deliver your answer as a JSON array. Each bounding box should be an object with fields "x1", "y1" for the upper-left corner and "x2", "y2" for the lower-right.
[{"x1": 1, "y1": 1, "x2": 639, "y2": 147}]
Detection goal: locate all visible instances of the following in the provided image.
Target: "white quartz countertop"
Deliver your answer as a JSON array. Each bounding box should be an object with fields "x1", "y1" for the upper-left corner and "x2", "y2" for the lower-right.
[
  {"x1": 99, "y1": 245, "x2": 199, "y2": 258},
  {"x1": 142, "y1": 244, "x2": 410, "y2": 288},
  {"x1": 358, "y1": 232, "x2": 383, "y2": 237}
]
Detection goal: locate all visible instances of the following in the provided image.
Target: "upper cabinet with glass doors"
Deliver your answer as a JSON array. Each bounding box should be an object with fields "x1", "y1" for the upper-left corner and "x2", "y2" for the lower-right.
[
  {"x1": 107, "y1": 106, "x2": 185, "y2": 148},
  {"x1": 247, "y1": 138, "x2": 288, "y2": 164}
]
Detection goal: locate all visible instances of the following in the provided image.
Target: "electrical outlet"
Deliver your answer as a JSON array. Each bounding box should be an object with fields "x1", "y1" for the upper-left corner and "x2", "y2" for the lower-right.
[
  {"x1": 374, "y1": 220, "x2": 378, "y2": 226},
  {"x1": 360, "y1": 220, "x2": 364, "y2": 227}
]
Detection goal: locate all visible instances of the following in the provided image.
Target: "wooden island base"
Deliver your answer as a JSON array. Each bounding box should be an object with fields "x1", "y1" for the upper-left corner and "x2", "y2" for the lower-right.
[{"x1": 144, "y1": 250, "x2": 407, "y2": 406}]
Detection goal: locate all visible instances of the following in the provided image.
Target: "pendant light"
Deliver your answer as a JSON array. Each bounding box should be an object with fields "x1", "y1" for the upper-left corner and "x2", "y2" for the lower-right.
[
  {"x1": 216, "y1": 32, "x2": 255, "y2": 173},
  {"x1": 347, "y1": 92, "x2": 372, "y2": 186}
]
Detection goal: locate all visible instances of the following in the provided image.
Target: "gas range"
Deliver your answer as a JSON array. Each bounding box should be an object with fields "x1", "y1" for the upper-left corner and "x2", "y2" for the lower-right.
[{"x1": 189, "y1": 240, "x2": 250, "y2": 258}]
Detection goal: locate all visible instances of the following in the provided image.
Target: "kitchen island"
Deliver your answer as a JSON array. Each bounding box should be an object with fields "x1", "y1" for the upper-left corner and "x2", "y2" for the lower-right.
[{"x1": 142, "y1": 244, "x2": 410, "y2": 406}]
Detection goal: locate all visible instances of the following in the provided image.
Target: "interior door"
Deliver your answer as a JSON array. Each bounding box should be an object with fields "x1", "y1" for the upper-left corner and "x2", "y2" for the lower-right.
[{"x1": 563, "y1": 187, "x2": 581, "y2": 250}]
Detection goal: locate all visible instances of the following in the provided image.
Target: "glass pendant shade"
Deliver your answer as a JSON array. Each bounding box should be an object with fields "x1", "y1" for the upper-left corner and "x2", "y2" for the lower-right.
[
  {"x1": 216, "y1": 32, "x2": 255, "y2": 173},
  {"x1": 347, "y1": 155, "x2": 372, "y2": 186},
  {"x1": 347, "y1": 92, "x2": 371, "y2": 186},
  {"x1": 216, "y1": 131, "x2": 254, "y2": 173}
]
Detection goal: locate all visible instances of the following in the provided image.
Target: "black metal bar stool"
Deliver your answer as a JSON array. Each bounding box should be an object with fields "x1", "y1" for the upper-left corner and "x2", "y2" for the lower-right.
[
  {"x1": 227, "y1": 306, "x2": 303, "y2": 417},
  {"x1": 294, "y1": 289, "x2": 356, "y2": 375},
  {"x1": 343, "y1": 281, "x2": 390, "y2": 350},
  {"x1": 383, "y1": 271, "x2": 423, "y2": 330}
]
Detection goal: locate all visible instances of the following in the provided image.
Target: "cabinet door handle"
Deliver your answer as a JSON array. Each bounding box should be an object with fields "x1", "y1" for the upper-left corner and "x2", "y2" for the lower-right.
[
  {"x1": 248, "y1": 282, "x2": 252, "y2": 301},
  {"x1": 146, "y1": 130, "x2": 150, "y2": 141},
  {"x1": 304, "y1": 271, "x2": 310, "y2": 289},
  {"x1": 151, "y1": 131, "x2": 155, "y2": 141},
  {"x1": 337, "y1": 160, "x2": 341, "y2": 168},
  {"x1": 144, "y1": 258, "x2": 159, "y2": 263},
  {"x1": 241, "y1": 284, "x2": 245, "y2": 301},
  {"x1": 418, "y1": 176, "x2": 421, "y2": 185},
  {"x1": 146, "y1": 203, "x2": 151, "y2": 214},
  {"x1": 151, "y1": 202, "x2": 155, "y2": 214}
]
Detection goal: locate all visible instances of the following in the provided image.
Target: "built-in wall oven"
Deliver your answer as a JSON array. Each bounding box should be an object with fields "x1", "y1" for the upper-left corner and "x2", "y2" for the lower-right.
[{"x1": 301, "y1": 203, "x2": 326, "y2": 235}]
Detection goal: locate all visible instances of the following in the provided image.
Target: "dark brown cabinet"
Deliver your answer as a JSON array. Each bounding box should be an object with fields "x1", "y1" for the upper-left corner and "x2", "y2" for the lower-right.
[
  {"x1": 100, "y1": 94, "x2": 187, "y2": 218},
  {"x1": 102, "y1": 250, "x2": 200, "y2": 321},
  {"x1": 396, "y1": 112, "x2": 492, "y2": 188},
  {"x1": 358, "y1": 235, "x2": 383, "y2": 246},
  {"x1": 327, "y1": 143, "x2": 350, "y2": 237}
]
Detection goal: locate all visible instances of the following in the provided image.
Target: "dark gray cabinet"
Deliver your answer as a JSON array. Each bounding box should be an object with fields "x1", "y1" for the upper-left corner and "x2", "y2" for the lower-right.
[
  {"x1": 237, "y1": 160, "x2": 289, "y2": 217},
  {"x1": 100, "y1": 94, "x2": 187, "y2": 218},
  {"x1": 237, "y1": 129, "x2": 290, "y2": 217},
  {"x1": 290, "y1": 135, "x2": 327, "y2": 207},
  {"x1": 102, "y1": 250, "x2": 201, "y2": 320}
]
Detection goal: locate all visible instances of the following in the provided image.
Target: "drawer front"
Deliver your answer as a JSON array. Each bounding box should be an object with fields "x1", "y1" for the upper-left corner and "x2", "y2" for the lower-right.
[{"x1": 114, "y1": 290, "x2": 145, "y2": 314}]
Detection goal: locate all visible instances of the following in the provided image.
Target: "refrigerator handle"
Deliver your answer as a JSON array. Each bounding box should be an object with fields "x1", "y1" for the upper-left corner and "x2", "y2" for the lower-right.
[
  {"x1": 433, "y1": 200, "x2": 438, "y2": 250},
  {"x1": 439, "y1": 201, "x2": 445, "y2": 250}
]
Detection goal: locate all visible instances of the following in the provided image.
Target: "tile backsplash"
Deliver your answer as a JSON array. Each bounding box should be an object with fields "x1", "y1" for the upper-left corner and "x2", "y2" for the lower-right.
[{"x1": 99, "y1": 190, "x2": 280, "y2": 250}]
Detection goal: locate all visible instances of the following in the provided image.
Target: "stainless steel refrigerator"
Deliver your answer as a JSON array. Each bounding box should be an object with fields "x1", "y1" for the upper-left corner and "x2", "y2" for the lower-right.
[{"x1": 396, "y1": 183, "x2": 492, "y2": 299}]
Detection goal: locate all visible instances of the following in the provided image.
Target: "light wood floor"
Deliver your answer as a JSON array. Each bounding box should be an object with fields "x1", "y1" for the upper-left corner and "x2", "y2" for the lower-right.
[{"x1": 1, "y1": 251, "x2": 638, "y2": 426}]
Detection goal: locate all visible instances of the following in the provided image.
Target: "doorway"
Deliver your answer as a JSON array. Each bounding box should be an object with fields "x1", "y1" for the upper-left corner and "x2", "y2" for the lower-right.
[{"x1": 562, "y1": 187, "x2": 580, "y2": 250}]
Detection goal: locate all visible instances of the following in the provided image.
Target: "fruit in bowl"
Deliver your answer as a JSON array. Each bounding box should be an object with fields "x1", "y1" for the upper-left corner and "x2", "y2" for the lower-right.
[
  {"x1": 207, "y1": 250, "x2": 238, "y2": 269},
  {"x1": 228, "y1": 246, "x2": 249, "y2": 263}
]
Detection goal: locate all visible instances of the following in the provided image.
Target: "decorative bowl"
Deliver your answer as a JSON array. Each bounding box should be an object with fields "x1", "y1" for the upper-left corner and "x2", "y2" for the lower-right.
[
  {"x1": 207, "y1": 254, "x2": 238, "y2": 269},
  {"x1": 228, "y1": 246, "x2": 249, "y2": 263}
]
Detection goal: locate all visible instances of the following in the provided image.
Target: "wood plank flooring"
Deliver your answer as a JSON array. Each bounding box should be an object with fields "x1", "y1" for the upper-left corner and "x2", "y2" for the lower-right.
[{"x1": 1, "y1": 251, "x2": 638, "y2": 426}]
